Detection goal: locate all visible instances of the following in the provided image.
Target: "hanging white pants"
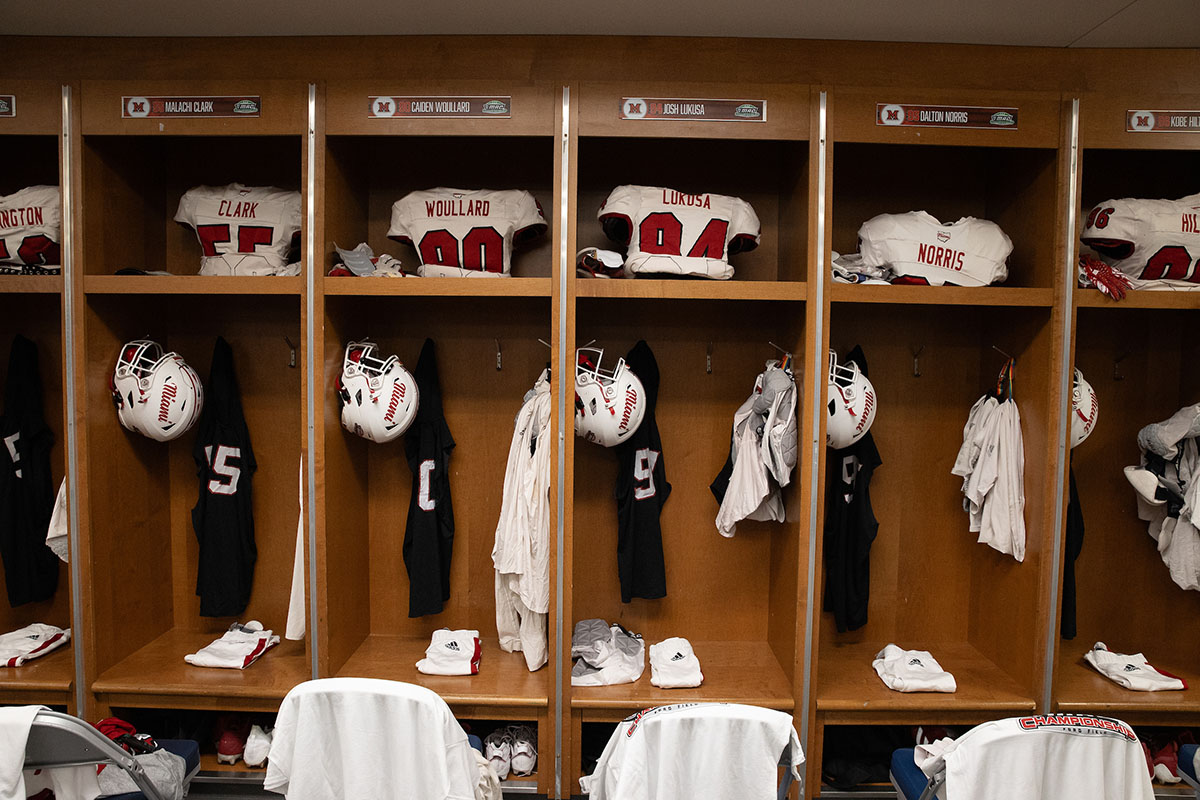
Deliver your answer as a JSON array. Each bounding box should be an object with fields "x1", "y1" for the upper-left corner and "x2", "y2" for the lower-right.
[{"x1": 495, "y1": 571, "x2": 547, "y2": 672}]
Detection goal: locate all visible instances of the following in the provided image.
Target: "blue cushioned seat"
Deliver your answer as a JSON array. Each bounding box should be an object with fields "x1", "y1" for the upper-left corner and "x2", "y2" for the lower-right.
[
  {"x1": 891, "y1": 747, "x2": 932, "y2": 800},
  {"x1": 1180, "y1": 743, "x2": 1199, "y2": 786},
  {"x1": 102, "y1": 739, "x2": 200, "y2": 800}
]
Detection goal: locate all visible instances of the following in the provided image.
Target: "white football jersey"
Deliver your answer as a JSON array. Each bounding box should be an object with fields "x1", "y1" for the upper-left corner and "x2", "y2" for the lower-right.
[
  {"x1": 580, "y1": 703, "x2": 803, "y2": 800},
  {"x1": 174, "y1": 184, "x2": 301, "y2": 276},
  {"x1": 387, "y1": 188, "x2": 546, "y2": 278},
  {"x1": 858, "y1": 211, "x2": 1012, "y2": 287},
  {"x1": 0, "y1": 185, "x2": 61, "y2": 274},
  {"x1": 924, "y1": 715, "x2": 1153, "y2": 800},
  {"x1": 1081, "y1": 193, "x2": 1200, "y2": 291},
  {"x1": 599, "y1": 185, "x2": 760, "y2": 280}
]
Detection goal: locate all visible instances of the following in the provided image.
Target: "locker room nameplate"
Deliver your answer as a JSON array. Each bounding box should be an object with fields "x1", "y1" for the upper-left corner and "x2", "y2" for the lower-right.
[
  {"x1": 619, "y1": 97, "x2": 766, "y2": 122},
  {"x1": 368, "y1": 96, "x2": 512, "y2": 118},
  {"x1": 1127, "y1": 110, "x2": 1200, "y2": 133},
  {"x1": 0, "y1": 96, "x2": 14, "y2": 118},
  {"x1": 876, "y1": 103, "x2": 1018, "y2": 130},
  {"x1": 121, "y1": 96, "x2": 262, "y2": 118}
]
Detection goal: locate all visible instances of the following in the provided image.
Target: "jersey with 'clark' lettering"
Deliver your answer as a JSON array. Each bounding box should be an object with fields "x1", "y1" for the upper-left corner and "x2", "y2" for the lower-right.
[
  {"x1": 0, "y1": 186, "x2": 61, "y2": 274},
  {"x1": 1081, "y1": 193, "x2": 1200, "y2": 291},
  {"x1": 175, "y1": 184, "x2": 301, "y2": 276},
  {"x1": 599, "y1": 185, "x2": 760, "y2": 280},
  {"x1": 858, "y1": 211, "x2": 1012, "y2": 287},
  {"x1": 388, "y1": 188, "x2": 546, "y2": 278}
]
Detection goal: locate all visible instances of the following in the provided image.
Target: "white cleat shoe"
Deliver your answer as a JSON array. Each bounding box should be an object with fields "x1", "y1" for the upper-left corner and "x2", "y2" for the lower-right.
[
  {"x1": 1125, "y1": 466, "x2": 1166, "y2": 506},
  {"x1": 507, "y1": 725, "x2": 538, "y2": 777},
  {"x1": 484, "y1": 730, "x2": 513, "y2": 780},
  {"x1": 243, "y1": 724, "x2": 273, "y2": 767}
]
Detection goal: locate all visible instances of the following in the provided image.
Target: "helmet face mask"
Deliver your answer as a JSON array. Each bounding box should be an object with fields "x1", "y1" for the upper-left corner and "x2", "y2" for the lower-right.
[
  {"x1": 339, "y1": 341, "x2": 418, "y2": 443},
  {"x1": 342, "y1": 341, "x2": 400, "y2": 390},
  {"x1": 1071, "y1": 368, "x2": 1099, "y2": 449},
  {"x1": 111, "y1": 339, "x2": 204, "y2": 442},
  {"x1": 574, "y1": 347, "x2": 645, "y2": 447},
  {"x1": 827, "y1": 351, "x2": 877, "y2": 449}
]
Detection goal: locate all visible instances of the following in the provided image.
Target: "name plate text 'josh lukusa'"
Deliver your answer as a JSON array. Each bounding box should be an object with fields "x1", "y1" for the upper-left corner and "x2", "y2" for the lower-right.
[{"x1": 620, "y1": 97, "x2": 766, "y2": 122}]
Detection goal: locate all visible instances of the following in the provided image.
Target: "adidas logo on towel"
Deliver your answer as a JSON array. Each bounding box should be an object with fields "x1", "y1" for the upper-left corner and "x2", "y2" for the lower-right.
[
  {"x1": 445, "y1": 641, "x2": 460, "y2": 651},
  {"x1": 909, "y1": 658, "x2": 924, "y2": 667},
  {"x1": 671, "y1": 652, "x2": 686, "y2": 661},
  {"x1": 1124, "y1": 664, "x2": 1140, "y2": 672}
]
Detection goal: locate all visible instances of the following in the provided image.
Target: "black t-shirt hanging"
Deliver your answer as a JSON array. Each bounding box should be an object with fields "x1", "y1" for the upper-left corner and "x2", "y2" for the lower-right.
[
  {"x1": 192, "y1": 336, "x2": 258, "y2": 617},
  {"x1": 822, "y1": 344, "x2": 882, "y2": 633},
  {"x1": 614, "y1": 340, "x2": 670, "y2": 602},
  {"x1": 404, "y1": 338, "x2": 456, "y2": 617},
  {"x1": 1061, "y1": 464, "x2": 1084, "y2": 639},
  {"x1": 0, "y1": 334, "x2": 58, "y2": 606}
]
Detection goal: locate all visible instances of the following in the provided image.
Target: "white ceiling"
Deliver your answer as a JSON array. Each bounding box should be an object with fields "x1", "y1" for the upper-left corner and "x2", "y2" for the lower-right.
[{"x1": 6, "y1": 0, "x2": 1200, "y2": 47}]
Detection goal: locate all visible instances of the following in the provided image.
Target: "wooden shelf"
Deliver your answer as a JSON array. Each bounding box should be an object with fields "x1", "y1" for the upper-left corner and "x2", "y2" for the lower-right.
[
  {"x1": 322, "y1": 276, "x2": 552, "y2": 297},
  {"x1": 1055, "y1": 649, "x2": 1200, "y2": 717},
  {"x1": 195, "y1": 753, "x2": 267, "y2": 783},
  {"x1": 830, "y1": 283, "x2": 1054, "y2": 307},
  {"x1": 1075, "y1": 287, "x2": 1200, "y2": 309},
  {"x1": 571, "y1": 641, "x2": 793, "y2": 714},
  {"x1": 335, "y1": 635, "x2": 548, "y2": 708},
  {"x1": 817, "y1": 642, "x2": 1034, "y2": 720},
  {"x1": 576, "y1": 279, "x2": 805, "y2": 302},
  {"x1": 0, "y1": 644, "x2": 74, "y2": 702},
  {"x1": 0, "y1": 276, "x2": 63, "y2": 294},
  {"x1": 83, "y1": 275, "x2": 302, "y2": 295},
  {"x1": 92, "y1": 629, "x2": 309, "y2": 711}
]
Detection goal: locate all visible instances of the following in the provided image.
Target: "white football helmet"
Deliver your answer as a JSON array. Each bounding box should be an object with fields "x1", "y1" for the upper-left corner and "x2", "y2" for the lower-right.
[
  {"x1": 827, "y1": 351, "x2": 877, "y2": 449},
  {"x1": 337, "y1": 341, "x2": 418, "y2": 443},
  {"x1": 110, "y1": 339, "x2": 204, "y2": 442},
  {"x1": 1071, "y1": 368, "x2": 1099, "y2": 448},
  {"x1": 574, "y1": 347, "x2": 645, "y2": 447}
]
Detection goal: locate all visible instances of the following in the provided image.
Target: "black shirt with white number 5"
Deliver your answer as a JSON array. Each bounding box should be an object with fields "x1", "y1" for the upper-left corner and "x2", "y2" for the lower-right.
[{"x1": 192, "y1": 336, "x2": 257, "y2": 618}]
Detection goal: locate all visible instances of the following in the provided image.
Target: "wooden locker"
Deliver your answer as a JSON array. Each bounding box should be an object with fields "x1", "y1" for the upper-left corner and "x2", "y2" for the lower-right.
[
  {"x1": 0, "y1": 80, "x2": 75, "y2": 712},
  {"x1": 74, "y1": 81, "x2": 311, "y2": 748},
  {"x1": 316, "y1": 80, "x2": 560, "y2": 795}
]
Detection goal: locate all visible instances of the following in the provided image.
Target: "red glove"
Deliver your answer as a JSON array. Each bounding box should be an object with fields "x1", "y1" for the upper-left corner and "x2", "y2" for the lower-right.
[{"x1": 1079, "y1": 253, "x2": 1132, "y2": 301}]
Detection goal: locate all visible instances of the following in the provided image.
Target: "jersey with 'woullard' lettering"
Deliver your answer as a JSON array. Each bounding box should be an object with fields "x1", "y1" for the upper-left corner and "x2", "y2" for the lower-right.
[
  {"x1": 0, "y1": 186, "x2": 61, "y2": 274},
  {"x1": 599, "y1": 185, "x2": 760, "y2": 280},
  {"x1": 388, "y1": 188, "x2": 546, "y2": 278},
  {"x1": 1081, "y1": 193, "x2": 1200, "y2": 291},
  {"x1": 175, "y1": 183, "x2": 301, "y2": 276},
  {"x1": 858, "y1": 211, "x2": 1012, "y2": 287}
]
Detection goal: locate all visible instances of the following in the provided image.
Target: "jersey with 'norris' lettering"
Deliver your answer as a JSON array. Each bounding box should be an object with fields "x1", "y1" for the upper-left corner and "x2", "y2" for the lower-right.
[
  {"x1": 614, "y1": 341, "x2": 670, "y2": 603},
  {"x1": 404, "y1": 338, "x2": 456, "y2": 617},
  {"x1": 192, "y1": 336, "x2": 258, "y2": 617},
  {"x1": 387, "y1": 188, "x2": 546, "y2": 278},
  {"x1": 858, "y1": 211, "x2": 1012, "y2": 286},
  {"x1": 0, "y1": 186, "x2": 61, "y2": 275},
  {"x1": 599, "y1": 185, "x2": 760, "y2": 280},
  {"x1": 175, "y1": 184, "x2": 301, "y2": 276},
  {"x1": 1081, "y1": 193, "x2": 1200, "y2": 291}
]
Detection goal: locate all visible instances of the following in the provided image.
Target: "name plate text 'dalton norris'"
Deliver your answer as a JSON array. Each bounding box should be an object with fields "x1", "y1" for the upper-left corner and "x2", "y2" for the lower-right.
[{"x1": 877, "y1": 103, "x2": 1018, "y2": 130}]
